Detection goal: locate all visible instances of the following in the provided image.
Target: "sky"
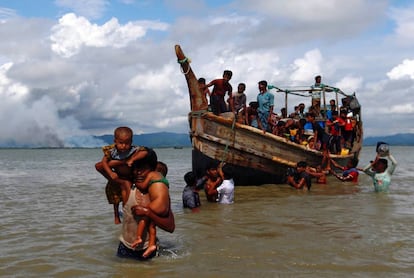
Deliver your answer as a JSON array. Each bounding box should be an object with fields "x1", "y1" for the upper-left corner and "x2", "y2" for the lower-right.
[{"x1": 0, "y1": 0, "x2": 413, "y2": 147}]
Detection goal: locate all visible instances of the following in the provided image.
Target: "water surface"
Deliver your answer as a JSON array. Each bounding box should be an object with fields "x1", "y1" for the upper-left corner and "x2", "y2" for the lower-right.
[{"x1": 0, "y1": 147, "x2": 413, "y2": 277}]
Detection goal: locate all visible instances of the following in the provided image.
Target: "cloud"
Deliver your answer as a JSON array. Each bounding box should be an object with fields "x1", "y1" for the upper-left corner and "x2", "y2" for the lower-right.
[
  {"x1": 290, "y1": 49, "x2": 322, "y2": 83},
  {"x1": 0, "y1": 7, "x2": 17, "y2": 19},
  {"x1": 389, "y1": 5, "x2": 414, "y2": 44},
  {"x1": 50, "y1": 13, "x2": 169, "y2": 57},
  {"x1": 387, "y1": 59, "x2": 414, "y2": 80}
]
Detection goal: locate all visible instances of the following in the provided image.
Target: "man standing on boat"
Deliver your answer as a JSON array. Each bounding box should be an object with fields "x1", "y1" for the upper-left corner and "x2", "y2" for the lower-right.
[
  {"x1": 310, "y1": 75, "x2": 333, "y2": 116},
  {"x1": 205, "y1": 70, "x2": 233, "y2": 115},
  {"x1": 257, "y1": 80, "x2": 274, "y2": 132}
]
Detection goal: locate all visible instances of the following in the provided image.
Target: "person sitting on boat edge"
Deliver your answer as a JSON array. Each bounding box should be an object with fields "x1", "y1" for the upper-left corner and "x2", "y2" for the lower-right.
[
  {"x1": 231, "y1": 83, "x2": 248, "y2": 124},
  {"x1": 95, "y1": 126, "x2": 149, "y2": 225},
  {"x1": 182, "y1": 171, "x2": 201, "y2": 212},
  {"x1": 117, "y1": 149, "x2": 175, "y2": 260},
  {"x1": 305, "y1": 112, "x2": 330, "y2": 152},
  {"x1": 205, "y1": 70, "x2": 233, "y2": 115},
  {"x1": 247, "y1": 101, "x2": 264, "y2": 131},
  {"x1": 286, "y1": 161, "x2": 312, "y2": 190},
  {"x1": 257, "y1": 80, "x2": 274, "y2": 133}
]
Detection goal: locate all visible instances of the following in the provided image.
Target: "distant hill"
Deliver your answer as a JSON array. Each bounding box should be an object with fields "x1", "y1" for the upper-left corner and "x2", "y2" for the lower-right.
[
  {"x1": 94, "y1": 132, "x2": 191, "y2": 148},
  {"x1": 363, "y1": 133, "x2": 414, "y2": 146}
]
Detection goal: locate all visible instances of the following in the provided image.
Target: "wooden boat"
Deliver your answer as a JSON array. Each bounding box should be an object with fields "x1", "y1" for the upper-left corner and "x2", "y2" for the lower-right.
[{"x1": 175, "y1": 45, "x2": 363, "y2": 185}]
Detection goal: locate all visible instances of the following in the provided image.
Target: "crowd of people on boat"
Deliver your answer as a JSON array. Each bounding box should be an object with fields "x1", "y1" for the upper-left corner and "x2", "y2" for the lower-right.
[{"x1": 199, "y1": 72, "x2": 361, "y2": 155}]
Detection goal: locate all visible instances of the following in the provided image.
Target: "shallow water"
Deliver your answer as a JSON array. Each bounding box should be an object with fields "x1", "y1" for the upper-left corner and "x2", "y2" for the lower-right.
[{"x1": 0, "y1": 146, "x2": 413, "y2": 277}]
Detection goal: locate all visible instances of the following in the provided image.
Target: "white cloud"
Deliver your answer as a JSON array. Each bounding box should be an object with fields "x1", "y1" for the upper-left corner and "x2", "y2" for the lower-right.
[
  {"x1": 335, "y1": 76, "x2": 363, "y2": 93},
  {"x1": 389, "y1": 5, "x2": 414, "y2": 44},
  {"x1": 50, "y1": 13, "x2": 169, "y2": 57},
  {"x1": 0, "y1": 62, "x2": 28, "y2": 99},
  {"x1": 290, "y1": 49, "x2": 322, "y2": 83},
  {"x1": 389, "y1": 103, "x2": 414, "y2": 113},
  {"x1": 387, "y1": 59, "x2": 414, "y2": 80}
]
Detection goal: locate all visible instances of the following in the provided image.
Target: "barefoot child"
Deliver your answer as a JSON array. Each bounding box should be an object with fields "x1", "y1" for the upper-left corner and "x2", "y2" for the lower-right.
[
  {"x1": 131, "y1": 159, "x2": 169, "y2": 257},
  {"x1": 95, "y1": 126, "x2": 148, "y2": 224}
]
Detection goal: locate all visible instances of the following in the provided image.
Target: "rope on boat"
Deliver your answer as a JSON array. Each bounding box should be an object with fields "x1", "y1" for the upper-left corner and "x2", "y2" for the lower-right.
[
  {"x1": 220, "y1": 114, "x2": 237, "y2": 163},
  {"x1": 177, "y1": 56, "x2": 191, "y2": 75}
]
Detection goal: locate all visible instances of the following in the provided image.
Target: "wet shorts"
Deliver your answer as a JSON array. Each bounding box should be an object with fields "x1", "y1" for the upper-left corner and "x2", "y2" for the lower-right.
[{"x1": 116, "y1": 242, "x2": 158, "y2": 261}]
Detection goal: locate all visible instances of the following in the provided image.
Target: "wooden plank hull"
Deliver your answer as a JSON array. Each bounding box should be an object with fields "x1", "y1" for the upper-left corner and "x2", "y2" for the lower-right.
[
  {"x1": 189, "y1": 112, "x2": 359, "y2": 185},
  {"x1": 175, "y1": 45, "x2": 363, "y2": 185}
]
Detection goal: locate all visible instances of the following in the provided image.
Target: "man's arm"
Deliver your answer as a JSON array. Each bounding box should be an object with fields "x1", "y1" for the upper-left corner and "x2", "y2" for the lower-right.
[
  {"x1": 387, "y1": 153, "x2": 398, "y2": 175},
  {"x1": 126, "y1": 148, "x2": 148, "y2": 167},
  {"x1": 330, "y1": 169, "x2": 353, "y2": 182},
  {"x1": 287, "y1": 175, "x2": 306, "y2": 189},
  {"x1": 329, "y1": 159, "x2": 344, "y2": 170},
  {"x1": 133, "y1": 205, "x2": 175, "y2": 233},
  {"x1": 133, "y1": 177, "x2": 175, "y2": 233}
]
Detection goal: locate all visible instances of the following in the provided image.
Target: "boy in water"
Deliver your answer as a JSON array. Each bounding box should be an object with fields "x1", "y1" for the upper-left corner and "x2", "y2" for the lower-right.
[
  {"x1": 95, "y1": 127, "x2": 148, "y2": 224},
  {"x1": 330, "y1": 157, "x2": 360, "y2": 183},
  {"x1": 182, "y1": 171, "x2": 201, "y2": 212},
  {"x1": 197, "y1": 161, "x2": 223, "y2": 202}
]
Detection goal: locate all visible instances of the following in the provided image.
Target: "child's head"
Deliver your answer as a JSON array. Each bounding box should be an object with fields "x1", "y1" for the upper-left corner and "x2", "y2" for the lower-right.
[
  {"x1": 249, "y1": 101, "x2": 259, "y2": 110},
  {"x1": 223, "y1": 70, "x2": 232, "y2": 80},
  {"x1": 184, "y1": 171, "x2": 196, "y2": 186},
  {"x1": 296, "y1": 161, "x2": 307, "y2": 173},
  {"x1": 113, "y1": 127, "x2": 133, "y2": 153},
  {"x1": 305, "y1": 112, "x2": 315, "y2": 122},
  {"x1": 258, "y1": 80, "x2": 268, "y2": 92},
  {"x1": 222, "y1": 164, "x2": 234, "y2": 180},
  {"x1": 206, "y1": 161, "x2": 219, "y2": 177},
  {"x1": 198, "y1": 77, "x2": 206, "y2": 85},
  {"x1": 156, "y1": 161, "x2": 168, "y2": 177},
  {"x1": 237, "y1": 83, "x2": 246, "y2": 93}
]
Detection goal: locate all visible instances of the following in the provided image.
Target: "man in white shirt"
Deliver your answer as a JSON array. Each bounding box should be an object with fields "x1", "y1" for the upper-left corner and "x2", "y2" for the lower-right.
[{"x1": 216, "y1": 164, "x2": 234, "y2": 204}]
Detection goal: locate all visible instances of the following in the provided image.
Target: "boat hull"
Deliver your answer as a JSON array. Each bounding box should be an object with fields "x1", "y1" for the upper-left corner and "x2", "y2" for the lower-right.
[
  {"x1": 189, "y1": 112, "x2": 360, "y2": 185},
  {"x1": 192, "y1": 148, "x2": 286, "y2": 185}
]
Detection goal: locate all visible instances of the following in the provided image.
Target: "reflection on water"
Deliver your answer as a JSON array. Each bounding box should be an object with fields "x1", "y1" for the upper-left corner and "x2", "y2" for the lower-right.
[{"x1": 0, "y1": 147, "x2": 413, "y2": 277}]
